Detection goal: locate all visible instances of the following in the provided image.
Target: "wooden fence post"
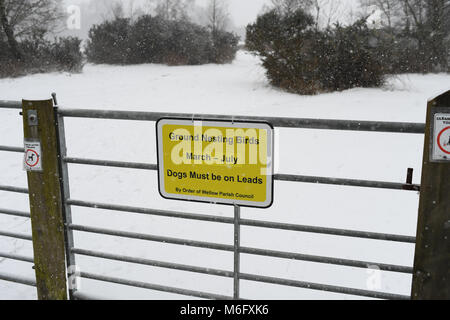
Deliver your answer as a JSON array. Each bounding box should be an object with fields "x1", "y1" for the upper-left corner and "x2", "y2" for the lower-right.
[
  {"x1": 22, "y1": 99, "x2": 68, "y2": 300},
  {"x1": 411, "y1": 90, "x2": 450, "y2": 299}
]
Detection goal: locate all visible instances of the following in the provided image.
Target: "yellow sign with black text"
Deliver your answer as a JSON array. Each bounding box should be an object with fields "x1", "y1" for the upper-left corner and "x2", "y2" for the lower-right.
[{"x1": 156, "y1": 119, "x2": 274, "y2": 208}]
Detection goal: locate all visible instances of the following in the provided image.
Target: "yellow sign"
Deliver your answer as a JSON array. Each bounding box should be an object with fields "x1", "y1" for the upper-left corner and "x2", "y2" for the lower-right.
[{"x1": 156, "y1": 119, "x2": 274, "y2": 208}]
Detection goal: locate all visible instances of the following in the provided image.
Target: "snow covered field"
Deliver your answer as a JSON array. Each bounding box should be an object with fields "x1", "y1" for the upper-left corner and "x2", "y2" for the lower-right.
[{"x1": 0, "y1": 51, "x2": 449, "y2": 300}]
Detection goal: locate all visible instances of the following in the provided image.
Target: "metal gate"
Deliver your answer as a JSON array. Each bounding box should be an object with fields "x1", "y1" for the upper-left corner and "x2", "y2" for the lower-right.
[{"x1": 0, "y1": 98, "x2": 427, "y2": 300}]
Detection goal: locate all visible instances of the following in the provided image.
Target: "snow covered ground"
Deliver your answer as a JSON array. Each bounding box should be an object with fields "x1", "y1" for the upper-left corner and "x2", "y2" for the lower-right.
[{"x1": 1, "y1": 51, "x2": 449, "y2": 300}]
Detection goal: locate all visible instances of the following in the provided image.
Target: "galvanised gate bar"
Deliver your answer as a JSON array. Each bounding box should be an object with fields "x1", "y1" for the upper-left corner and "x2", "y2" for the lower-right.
[{"x1": 0, "y1": 99, "x2": 428, "y2": 300}]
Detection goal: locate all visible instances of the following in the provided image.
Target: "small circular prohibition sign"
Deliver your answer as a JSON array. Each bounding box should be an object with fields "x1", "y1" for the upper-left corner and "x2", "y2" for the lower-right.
[
  {"x1": 25, "y1": 149, "x2": 40, "y2": 167},
  {"x1": 437, "y1": 126, "x2": 450, "y2": 155}
]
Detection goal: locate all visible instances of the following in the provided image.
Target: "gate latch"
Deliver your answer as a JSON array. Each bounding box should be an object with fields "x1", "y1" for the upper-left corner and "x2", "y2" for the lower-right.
[{"x1": 27, "y1": 110, "x2": 38, "y2": 126}]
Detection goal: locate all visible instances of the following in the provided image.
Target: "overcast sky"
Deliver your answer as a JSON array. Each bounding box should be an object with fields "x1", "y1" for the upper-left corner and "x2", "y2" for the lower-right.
[
  {"x1": 198, "y1": 0, "x2": 272, "y2": 26},
  {"x1": 68, "y1": 0, "x2": 359, "y2": 27},
  {"x1": 67, "y1": 0, "x2": 272, "y2": 26}
]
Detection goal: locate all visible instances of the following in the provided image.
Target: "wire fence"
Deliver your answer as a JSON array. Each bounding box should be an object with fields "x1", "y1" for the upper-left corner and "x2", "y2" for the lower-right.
[{"x1": 0, "y1": 100, "x2": 423, "y2": 300}]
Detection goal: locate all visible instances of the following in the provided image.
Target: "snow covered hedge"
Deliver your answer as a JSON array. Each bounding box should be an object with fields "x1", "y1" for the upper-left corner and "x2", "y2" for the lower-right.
[
  {"x1": 0, "y1": 35, "x2": 83, "y2": 78},
  {"x1": 246, "y1": 9, "x2": 385, "y2": 95},
  {"x1": 85, "y1": 15, "x2": 239, "y2": 66},
  {"x1": 246, "y1": 6, "x2": 449, "y2": 95}
]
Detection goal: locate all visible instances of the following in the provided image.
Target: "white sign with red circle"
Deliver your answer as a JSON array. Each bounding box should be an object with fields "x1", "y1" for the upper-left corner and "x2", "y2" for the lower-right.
[
  {"x1": 23, "y1": 141, "x2": 42, "y2": 172},
  {"x1": 432, "y1": 113, "x2": 450, "y2": 161}
]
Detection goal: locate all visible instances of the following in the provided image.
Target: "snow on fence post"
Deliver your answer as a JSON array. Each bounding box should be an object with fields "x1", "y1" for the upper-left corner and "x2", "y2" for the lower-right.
[
  {"x1": 21, "y1": 99, "x2": 68, "y2": 300},
  {"x1": 412, "y1": 90, "x2": 450, "y2": 300}
]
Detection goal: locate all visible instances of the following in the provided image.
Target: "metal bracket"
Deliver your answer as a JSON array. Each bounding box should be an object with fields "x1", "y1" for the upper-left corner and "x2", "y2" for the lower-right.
[
  {"x1": 51, "y1": 93, "x2": 58, "y2": 106},
  {"x1": 28, "y1": 110, "x2": 38, "y2": 126}
]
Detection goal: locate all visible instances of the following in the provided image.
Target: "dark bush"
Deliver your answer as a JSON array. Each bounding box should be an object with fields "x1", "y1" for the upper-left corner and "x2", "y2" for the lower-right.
[
  {"x1": 319, "y1": 21, "x2": 385, "y2": 91},
  {"x1": 0, "y1": 40, "x2": 18, "y2": 77},
  {"x1": 85, "y1": 18, "x2": 132, "y2": 64},
  {"x1": 128, "y1": 15, "x2": 170, "y2": 64},
  {"x1": 246, "y1": 9, "x2": 384, "y2": 95},
  {"x1": 247, "y1": 9, "x2": 324, "y2": 94},
  {"x1": 0, "y1": 33, "x2": 83, "y2": 78},
  {"x1": 370, "y1": 28, "x2": 449, "y2": 74},
  {"x1": 211, "y1": 30, "x2": 239, "y2": 64},
  {"x1": 85, "y1": 15, "x2": 239, "y2": 66},
  {"x1": 50, "y1": 37, "x2": 84, "y2": 72},
  {"x1": 164, "y1": 20, "x2": 212, "y2": 65}
]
